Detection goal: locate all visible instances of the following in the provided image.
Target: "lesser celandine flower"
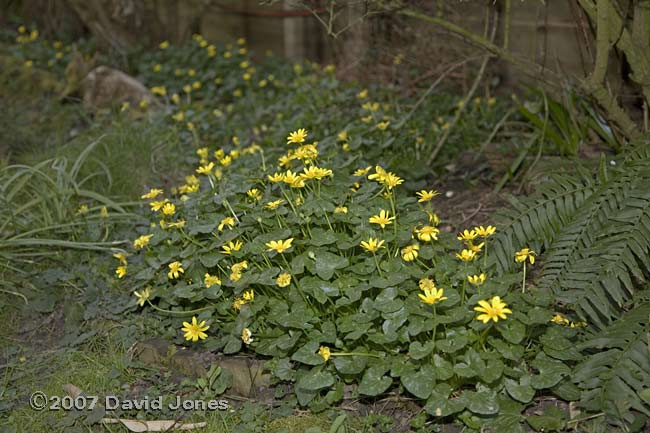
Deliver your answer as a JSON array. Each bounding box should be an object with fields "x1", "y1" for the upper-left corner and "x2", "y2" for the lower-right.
[
  {"x1": 267, "y1": 172, "x2": 285, "y2": 183},
  {"x1": 474, "y1": 225, "x2": 496, "y2": 237},
  {"x1": 149, "y1": 199, "x2": 167, "y2": 211},
  {"x1": 354, "y1": 166, "x2": 372, "y2": 177},
  {"x1": 113, "y1": 252, "x2": 128, "y2": 266},
  {"x1": 133, "y1": 234, "x2": 153, "y2": 250},
  {"x1": 141, "y1": 188, "x2": 163, "y2": 199},
  {"x1": 222, "y1": 240, "x2": 243, "y2": 255},
  {"x1": 551, "y1": 314, "x2": 569, "y2": 325},
  {"x1": 100, "y1": 206, "x2": 109, "y2": 218},
  {"x1": 415, "y1": 226, "x2": 439, "y2": 242},
  {"x1": 369, "y1": 210, "x2": 395, "y2": 229},
  {"x1": 401, "y1": 244, "x2": 420, "y2": 262},
  {"x1": 266, "y1": 238, "x2": 294, "y2": 254},
  {"x1": 515, "y1": 248, "x2": 536, "y2": 264},
  {"x1": 264, "y1": 199, "x2": 285, "y2": 210},
  {"x1": 334, "y1": 206, "x2": 348, "y2": 214},
  {"x1": 115, "y1": 266, "x2": 127, "y2": 279},
  {"x1": 376, "y1": 121, "x2": 390, "y2": 130},
  {"x1": 196, "y1": 162, "x2": 215, "y2": 175},
  {"x1": 360, "y1": 238, "x2": 384, "y2": 253},
  {"x1": 204, "y1": 273, "x2": 222, "y2": 288},
  {"x1": 300, "y1": 166, "x2": 333, "y2": 180},
  {"x1": 456, "y1": 249, "x2": 477, "y2": 262},
  {"x1": 218, "y1": 217, "x2": 236, "y2": 231},
  {"x1": 416, "y1": 189, "x2": 437, "y2": 202},
  {"x1": 159, "y1": 40, "x2": 170, "y2": 49},
  {"x1": 338, "y1": 131, "x2": 348, "y2": 142},
  {"x1": 168, "y1": 261, "x2": 184, "y2": 279},
  {"x1": 246, "y1": 188, "x2": 262, "y2": 201},
  {"x1": 287, "y1": 128, "x2": 308, "y2": 144},
  {"x1": 467, "y1": 241, "x2": 485, "y2": 253},
  {"x1": 418, "y1": 278, "x2": 435, "y2": 291},
  {"x1": 243, "y1": 290, "x2": 254, "y2": 302},
  {"x1": 515, "y1": 247, "x2": 536, "y2": 293},
  {"x1": 419, "y1": 287, "x2": 447, "y2": 305},
  {"x1": 467, "y1": 273, "x2": 487, "y2": 285},
  {"x1": 181, "y1": 317, "x2": 209, "y2": 342},
  {"x1": 474, "y1": 296, "x2": 512, "y2": 323},
  {"x1": 77, "y1": 204, "x2": 89, "y2": 215},
  {"x1": 161, "y1": 202, "x2": 176, "y2": 216},
  {"x1": 318, "y1": 346, "x2": 331, "y2": 361},
  {"x1": 276, "y1": 273, "x2": 291, "y2": 287},
  {"x1": 457, "y1": 229, "x2": 478, "y2": 242},
  {"x1": 241, "y1": 328, "x2": 253, "y2": 344},
  {"x1": 134, "y1": 287, "x2": 151, "y2": 307}
]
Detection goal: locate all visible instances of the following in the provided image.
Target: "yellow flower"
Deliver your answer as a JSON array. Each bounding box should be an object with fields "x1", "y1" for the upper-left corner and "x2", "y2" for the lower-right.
[
  {"x1": 134, "y1": 287, "x2": 150, "y2": 307},
  {"x1": 222, "y1": 240, "x2": 243, "y2": 255},
  {"x1": 161, "y1": 202, "x2": 176, "y2": 216},
  {"x1": 142, "y1": 188, "x2": 163, "y2": 199},
  {"x1": 115, "y1": 265, "x2": 127, "y2": 279},
  {"x1": 100, "y1": 206, "x2": 109, "y2": 218},
  {"x1": 151, "y1": 85, "x2": 166, "y2": 96},
  {"x1": 418, "y1": 278, "x2": 435, "y2": 291},
  {"x1": 474, "y1": 296, "x2": 512, "y2": 323},
  {"x1": 381, "y1": 172, "x2": 404, "y2": 190},
  {"x1": 219, "y1": 155, "x2": 233, "y2": 167},
  {"x1": 467, "y1": 273, "x2": 487, "y2": 286},
  {"x1": 242, "y1": 289, "x2": 255, "y2": 302},
  {"x1": 168, "y1": 261, "x2": 185, "y2": 279},
  {"x1": 266, "y1": 238, "x2": 294, "y2": 254},
  {"x1": 276, "y1": 273, "x2": 291, "y2": 287},
  {"x1": 376, "y1": 121, "x2": 390, "y2": 130},
  {"x1": 467, "y1": 241, "x2": 485, "y2": 253},
  {"x1": 570, "y1": 321, "x2": 587, "y2": 328},
  {"x1": 416, "y1": 190, "x2": 439, "y2": 203},
  {"x1": 218, "y1": 217, "x2": 236, "y2": 231},
  {"x1": 186, "y1": 122, "x2": 195, "y2": 131},
  {"x1": 133, "y1": 234, "x2": 154, "y2": 250},
  {"x1": 149, "y1": 199, "x2": 168, "y2": 212},
  {"x1": 456, "y1": 249, "x2": 477, "y2": 262},
  {"x1": 187, "y1": 68, "x2": 196, "y2": 77},
  {"x1": 283, "y1": 170, "x2": 305, "y2": 188},
  {"x1": 267, "y1": 172, "x2": 285, "y2": 183},
  {"x1": 360, "y1": 238, "x2": 385, "y2": 253},
  {"x1": 172, "y1": 111, "x2": 185, "y2": 122},
  {"x1": 515, "y1": 248, "x2": 536, "y2": 264},
  {"x1": 264, "y1": 199, "x2": 285, "y2": 210},
  {"x1": 357, "y1": 89, "x2": 368, "y2": 99},
  {"x1": 113, "y1": 252, "x2": 128, "y2": 266},
  {"x1": 159, "y1": 40, "x2": 170, "y2": 49},
  {"x1": 419, "y1": 287, "x2": 447, "y2": 305},
  {"x1": 415, "y1": 226, "x2": 439, "y2": 242},
  {"x1": 551, "y1": 314, "x2": 570, "y2": 325},
  {"x1": 77, "y1": 204, "x2": 89, "y2": 215},
  {"x1": 231, "y1": 261, "x2": 248, "y2": 274},
  {"x1": 192, "y1": 81, "x2": 202, "y2": 90},
  {"x1": 334, "y1": 206, "x2": 348, "y2": 214},
  {"x1": 369, "y1": 210, "x2": 395, "y2": 229},
  {"x1": 181, "y1": 316, "x2": 209, "y2": 342},
  {"x1": 287, "y1": 128, "x2": 308, "y2": 144},
  {"x1": 171, "y1": 93, "x2": 180, "y2": 104},
  {"x1": 196, "y1": 162, "x2": 215, "y2": 175},
  {"x1": 300, "y1": 166, "x2": 332, "y2": 181},
  {"x1": 318, "y1": 346, "x2": 331, "y2": 361},
  {"x1": 474, "y1": 225, "x2": 496, "y2": 237},
  {"x1": 246, "y1": 188, "x2": 263, "y2": 201},
  {"x1": 457, "y1": 229, "x2": 478, "y2": 242},
  {"x1": 338, "y1": 131, "x2": 348, "y2": 142},
  {"x1": 204, "y1": 273, "x2": 222, "y2": 288},
  {"x1": 401, "y1": 244, "x2": 420, "y2": 262},
  {"x1": 242, "y1": 328, "x2": 253, "y2": 344},
  {"x1": 354, "y1": 166, "x2": 372, "y2": 177},
  {"x1": 427, "y1": 211, "x2": 440, "y2": 226}
]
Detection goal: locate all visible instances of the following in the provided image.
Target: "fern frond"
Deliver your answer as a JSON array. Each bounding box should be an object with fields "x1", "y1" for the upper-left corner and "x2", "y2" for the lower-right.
[
  {"x1": 573, "y1": 301, "x2": 650, "y2": 425},
  {"x1": 491, "y1": 171, "x2": 596, "y2": 273}
]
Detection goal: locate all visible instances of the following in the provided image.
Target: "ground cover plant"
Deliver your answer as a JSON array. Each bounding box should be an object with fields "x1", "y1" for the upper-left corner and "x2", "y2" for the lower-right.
[{"x1": 1, "y1": 21, "x2": 650, "y2": 433}]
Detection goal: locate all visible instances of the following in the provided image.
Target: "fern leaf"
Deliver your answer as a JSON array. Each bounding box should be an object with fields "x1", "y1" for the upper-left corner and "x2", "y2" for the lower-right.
[{"x1": 573, "y1": 301, "x2": 650, "y2": 425}]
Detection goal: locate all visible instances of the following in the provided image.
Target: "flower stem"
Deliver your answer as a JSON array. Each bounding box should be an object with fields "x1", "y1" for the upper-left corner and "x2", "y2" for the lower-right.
[
  {"x1": 521, "y1": 263, "x2": 526, "y2": 293},
  {"x1": 372, "y1": 252, "x2": 383, "y2": 277}
]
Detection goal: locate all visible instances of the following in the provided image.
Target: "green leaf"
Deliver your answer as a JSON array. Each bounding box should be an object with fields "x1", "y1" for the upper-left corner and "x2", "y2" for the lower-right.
[
  {"x1": 333, "y1": 354, "x2": 368, "y2": 375},
  {"x1": 291, "y1": 340, "x2": 325, "y2": 366},
  {"x1": 401, "y1": 365, "x2": 436, "y2": 399},
  {"x1": 461, "y1": 390, "x2": 500, "y2": 415},
  {"x1": 432, "y1": 354, "x2": 454, "y2": 380},
  {"x1": 309, "y1": 250, "x2": 349, "y2": 280},
  {"x1": 526, "y1": 406, "x2": 566, "y2": 431},
  {"x1": 297, "y1": 369, "x2": 335, "y2": 391},
  {"x1": 408, "y1": 341, "x2": 435, "y2": 360},
  {"x1": 505, "y1": 376, "x2": 535, "y2": 403},
  {"x1": 498, "y1": 320, "x2": 526, "y2": 344},
  {"x1": 530, "y1": 352, "x2": 570, "y2": 389},
  {"x1": 424, "y1": 384, "x2": 465, "y2": 417},
  {"x1": 358, "y1": 365, "x2": 392, "y2": 396}
]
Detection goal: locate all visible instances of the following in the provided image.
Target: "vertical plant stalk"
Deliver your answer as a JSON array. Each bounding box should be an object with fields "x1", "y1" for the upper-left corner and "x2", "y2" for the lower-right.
[{"x1": 521, "y1": 262, "x2": 527, "y2": 293}]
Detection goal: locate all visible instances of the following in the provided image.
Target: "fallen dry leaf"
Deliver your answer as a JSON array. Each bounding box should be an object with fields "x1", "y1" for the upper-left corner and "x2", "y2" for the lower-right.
[{"x1": 101, "y1": 418, "x2": 206, "y2": 432}]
